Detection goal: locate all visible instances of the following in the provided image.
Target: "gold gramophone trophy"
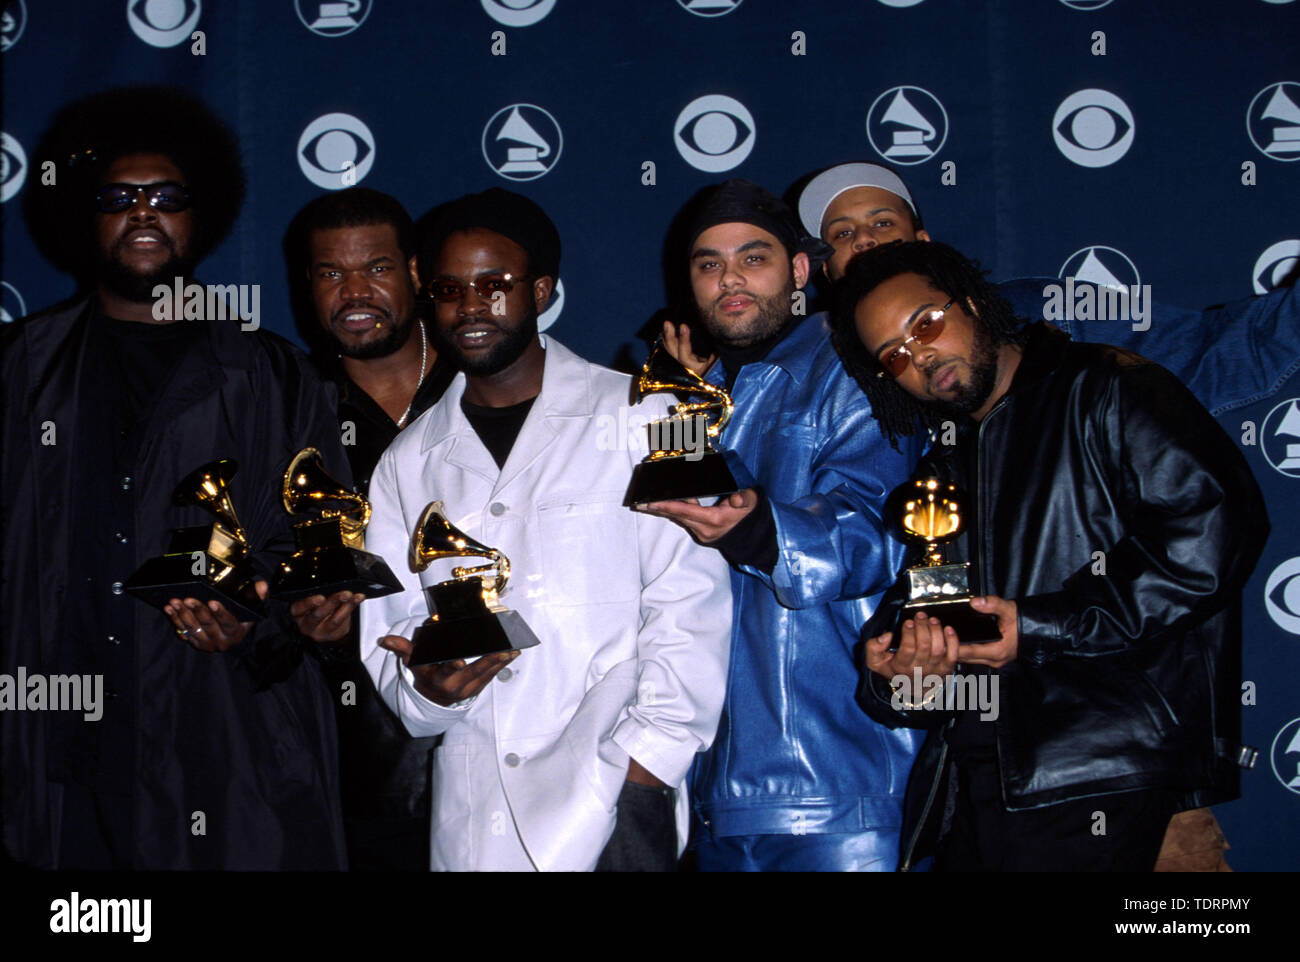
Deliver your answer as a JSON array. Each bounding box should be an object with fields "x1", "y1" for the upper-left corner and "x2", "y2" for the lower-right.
[
  {"x1": 123, "y1": 459, "x2": 266, "y2": 621},
  {"x1": 622, "y1": 340, "x2": 740, "y2": 507},
  {"x1": 270, "y1": 447, "x2": 403, "y2": 601},
  {"x1": 407, "y1": 501, "x2": 541, "y2": 666},
  {"x1": 887, "y1": 477, "x2": 1000, "y2": 643}
]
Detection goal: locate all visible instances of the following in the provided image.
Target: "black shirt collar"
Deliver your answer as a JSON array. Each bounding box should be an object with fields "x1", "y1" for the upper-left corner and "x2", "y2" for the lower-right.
[{"x1": 716, "y1": 311, "x2": 807, "y2": 389}]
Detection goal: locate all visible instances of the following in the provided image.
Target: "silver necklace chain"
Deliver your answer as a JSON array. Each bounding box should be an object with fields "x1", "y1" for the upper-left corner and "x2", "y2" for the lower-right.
[{"x1": 395, "y1": 321, "x2": 428, "y2": 429}]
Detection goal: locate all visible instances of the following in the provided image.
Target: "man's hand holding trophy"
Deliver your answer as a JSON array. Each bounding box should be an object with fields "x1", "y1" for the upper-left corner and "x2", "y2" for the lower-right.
[
  {"x1": 123, "y1": 458, "x2": 268, "y2": 650},
  {"x1": 377, "y1": 500, "x2": 540, "y2": 706}
]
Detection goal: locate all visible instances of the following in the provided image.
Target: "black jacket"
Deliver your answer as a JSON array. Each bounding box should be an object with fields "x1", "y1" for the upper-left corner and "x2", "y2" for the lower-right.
[
  {"x1": 1, "y1": 297, "x2": 351, "y2": 869},
  {"x1": 858, "y1": 324, "x2": 1269, "y2": 870}
]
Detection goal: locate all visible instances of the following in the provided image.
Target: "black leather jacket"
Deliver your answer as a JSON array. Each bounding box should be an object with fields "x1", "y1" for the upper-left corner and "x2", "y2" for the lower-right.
[{"x1": 858, "y1": 324, "x2": 1269, "y2": 870}]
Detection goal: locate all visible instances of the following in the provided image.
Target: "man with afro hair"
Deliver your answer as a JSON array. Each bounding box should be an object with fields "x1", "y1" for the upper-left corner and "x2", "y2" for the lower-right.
[{"x1": 2, "y1": 86, "x2": 351, "y2": 870}]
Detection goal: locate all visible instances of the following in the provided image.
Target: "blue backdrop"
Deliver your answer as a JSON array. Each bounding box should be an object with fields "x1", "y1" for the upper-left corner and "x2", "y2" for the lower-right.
[{"x1": 2, "y1": 0, "x2": 1297, "y2": 871}]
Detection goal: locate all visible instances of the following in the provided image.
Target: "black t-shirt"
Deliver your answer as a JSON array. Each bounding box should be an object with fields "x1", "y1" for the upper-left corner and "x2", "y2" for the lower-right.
[
  {"x1": 461, "y1": 397, "x2": 537, "y2": 469},
  {"x1": 53, "y1": 306, "x2": 202, "y2": 795},
  {"x1": 941, "y1": 413, "x2": 1000, "y2": 761},
  {"x1": 318, "y1": 342, "x2": 455, "y2": 840},
  {"x1": 105, "y1": 313, "x2": 201, "y2": 421},
  {"x1": 334, "y1": 353, "x2": 457, "y2": 495}
]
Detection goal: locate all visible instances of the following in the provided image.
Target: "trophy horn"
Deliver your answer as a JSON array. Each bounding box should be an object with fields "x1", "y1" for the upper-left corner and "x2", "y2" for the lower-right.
[
  {"x1": 410, "y1": 501, "x2": 511, "y2": 594},
  {"x1": 282, "y1": 447, "x2": 370, "y2": 547},
  {"x1": 173, "y1": 458, "x2": 250, "y2": 549},
  {"x1": 632, "y1": 340, "x2": 734, "y2": 437}
]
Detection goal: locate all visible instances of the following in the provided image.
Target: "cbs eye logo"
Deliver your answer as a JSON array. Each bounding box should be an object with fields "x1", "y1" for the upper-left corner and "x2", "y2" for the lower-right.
[
  {"x1": 1253, "y1": 239, "x2": 1300, "y2": 295},
  {"x1": 481, "y1": 0, "x2": 556, "y2": 27},
  {"x1": 876, "y1": 0, "x2": 927, "y2": 7},
  {"x1": 674, "y1": 95, "x2": 755, "y2": 173},
  {"x1": 297, "y1": 113, "x2": 375, "y2": 190},
  {"x1": 1052, "y1": 89, "x2": 1134, "y2": 168},
  {"x1": 2, "y1": 0, "x2": 27, "y2": 52},
  {"x1": 676, "y1": 0, "x2": 744, "y2": 16},
  {"x1": 126, "y1": 0, "x2": 201, "y2": 47},
  {"x1": 0, "y1": 132, "x2": 26, "y2": 204},
  {"x1": 0, "y1": 281, "x2": 26, "y2": 324},
  {"x1": 1058, "y1": 0, "x2": 1113, "y2": 9},
  {"x1": 1265, "y1": 557, "x2": 1300, "y2": 634}
]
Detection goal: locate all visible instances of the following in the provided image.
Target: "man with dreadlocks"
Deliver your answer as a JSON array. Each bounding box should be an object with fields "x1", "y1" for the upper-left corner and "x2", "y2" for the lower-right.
[
  {"x1": 1, "y1": 86, "x2": 349, "y2": 869},
  {"x1": 833, "y1": 240, "x2": 1269, "y2": 871}
]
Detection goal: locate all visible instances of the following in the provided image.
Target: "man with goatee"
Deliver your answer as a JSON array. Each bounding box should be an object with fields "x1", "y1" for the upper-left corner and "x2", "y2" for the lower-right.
[
  {"x1": 359, "y1": 188, "x2": 731, "y2": 871},
  {"x1": 287, "y1": 188, "x2": 453, "y2": 870},
  {"x1": 2, "y1": 86, "x2": 348, "y2": 870},
  {"x1": 642, "y1": 180, "x2": 922, "y2": 871}
]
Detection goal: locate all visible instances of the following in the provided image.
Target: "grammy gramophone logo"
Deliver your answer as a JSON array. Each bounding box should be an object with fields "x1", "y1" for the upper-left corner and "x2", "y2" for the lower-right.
[
  {"x1": 623, "y1": 340, "x2": 740, "y2": 508},
  {"x1": 123, "y1": 459, "x2": 265, "y2": 622},
  {"x1": 270, "y1": 447, "x2": 402, "y2": 600},
  {"x1": 406, "y1": 501, "x2": 541, "y2": 666},
  {"x1": 886, "y1": 477, "x2": 999, "y2": 643},
  {"x1": 482, "y1": 104, "x2": 562, "y2": 181},
  {"x1": 866, "y1": 86, "x2": 949, "y2": 165}
]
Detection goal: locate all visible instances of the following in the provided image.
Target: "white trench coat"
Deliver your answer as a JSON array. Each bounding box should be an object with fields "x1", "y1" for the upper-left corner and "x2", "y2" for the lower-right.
[{"x1": 360, "y1": 336, "x2": 732, "y2": 871}]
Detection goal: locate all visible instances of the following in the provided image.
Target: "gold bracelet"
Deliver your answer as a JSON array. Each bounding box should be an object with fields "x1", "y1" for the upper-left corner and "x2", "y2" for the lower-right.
[{"x1": 890, "y1": 677, "x2": 939, "y2": 710}]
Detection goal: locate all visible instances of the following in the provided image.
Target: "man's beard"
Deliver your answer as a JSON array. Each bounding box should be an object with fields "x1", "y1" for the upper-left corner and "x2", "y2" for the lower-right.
[
  {"x1": 97, "y1": 244, "x2": 196, "y2": 305},
  {"x1": 435, "y1": 305, "x2": 539, "y2": 377},
  {"x1": 331, "y1": 305, "x2": 414, "y2": 360},
  {"x1": 930, "y1": 319, "x2": 1001, "y2": 417},
  {"x1": 698, "y1": 275, "x2": 797, "y2": 351}
]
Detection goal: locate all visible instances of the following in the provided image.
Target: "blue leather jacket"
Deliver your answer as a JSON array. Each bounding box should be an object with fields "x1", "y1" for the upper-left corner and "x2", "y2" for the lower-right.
[{"x1": 690, "y1": 312, "x2": 925, "y2": 841}]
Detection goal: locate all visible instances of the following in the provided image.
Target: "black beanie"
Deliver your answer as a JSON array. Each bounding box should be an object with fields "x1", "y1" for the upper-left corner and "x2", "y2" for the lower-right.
[
  {"x1": 687, "y1": 178, "x2": 832, "y2": 267},
  {"x1": 418, "y1": 187, "x2": 561, "y2": 283}
]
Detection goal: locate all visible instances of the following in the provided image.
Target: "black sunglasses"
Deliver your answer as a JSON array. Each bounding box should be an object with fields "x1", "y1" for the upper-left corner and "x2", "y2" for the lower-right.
[{"x1": 95, "y1": 181, "x2": 192, "y2": 214}]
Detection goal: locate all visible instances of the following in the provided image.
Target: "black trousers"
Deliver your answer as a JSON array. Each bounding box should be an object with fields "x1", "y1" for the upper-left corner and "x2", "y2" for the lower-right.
[
  {"x1": 936, "y1": 758, "x2": 1178, "y2": 872},
  {"x1": 595, "y1": 781, "x2": 677, "y2": 872},
  {"x1": 57, "y1": 781, "x2": 134, "y2": 871},
  {"x1": 344, "y1": 814, "x2": 429, "y2": 872}
]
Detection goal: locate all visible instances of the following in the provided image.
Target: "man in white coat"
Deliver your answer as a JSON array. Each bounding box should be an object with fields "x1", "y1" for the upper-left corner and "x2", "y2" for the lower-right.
[{"x1": 359, "y1": 189, "x2": 732, "y2": 871}]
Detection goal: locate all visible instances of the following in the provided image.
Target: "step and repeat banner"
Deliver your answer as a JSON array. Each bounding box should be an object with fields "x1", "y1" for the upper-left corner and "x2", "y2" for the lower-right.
[{"x1": 1, "y1": 0, "x2": 1297, "y2": 870}]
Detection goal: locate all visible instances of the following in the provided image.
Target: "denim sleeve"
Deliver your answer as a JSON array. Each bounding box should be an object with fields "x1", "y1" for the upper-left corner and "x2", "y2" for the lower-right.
[{"x1": 999, "y1": 277, "x2": 1300, "y2": 416}]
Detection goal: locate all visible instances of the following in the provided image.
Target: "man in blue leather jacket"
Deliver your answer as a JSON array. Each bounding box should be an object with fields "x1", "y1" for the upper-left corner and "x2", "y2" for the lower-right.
[{"x1": 640, "y1": 180, "x2": 925, "y2": 871}]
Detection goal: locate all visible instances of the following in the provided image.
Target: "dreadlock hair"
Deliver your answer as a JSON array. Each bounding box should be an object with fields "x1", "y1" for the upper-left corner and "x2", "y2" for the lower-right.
[
  {"x1": 23, "y1": 85, "x2": 245, "y2": 280},
  {"x1": 290, "y1": 187, "x2": 416, "y2": 261},
  {"x1": 829, "y1": 240, "x2": 1025, "y2": 450}
]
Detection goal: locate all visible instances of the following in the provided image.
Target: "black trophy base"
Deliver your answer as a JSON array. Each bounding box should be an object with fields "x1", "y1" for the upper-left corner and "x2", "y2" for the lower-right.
[
  {"x1": 897, "y1": 597, "x2": 1001, "y2": 644},
  {"x1": 123, "y1": 554, "x2": 266, "y2": 622},
  {"x1": 409, "y1": 611, "x2": 541, "y2": 666},
  {"x1": 408, "y1": 579, "x2": 540, "y2": 666},
  {"x1": 271, "y1": 546, "x2": 402, "y2": 602},
  {"x1": 623, "y1": 450, "x2": 740, "y2": 507}
]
